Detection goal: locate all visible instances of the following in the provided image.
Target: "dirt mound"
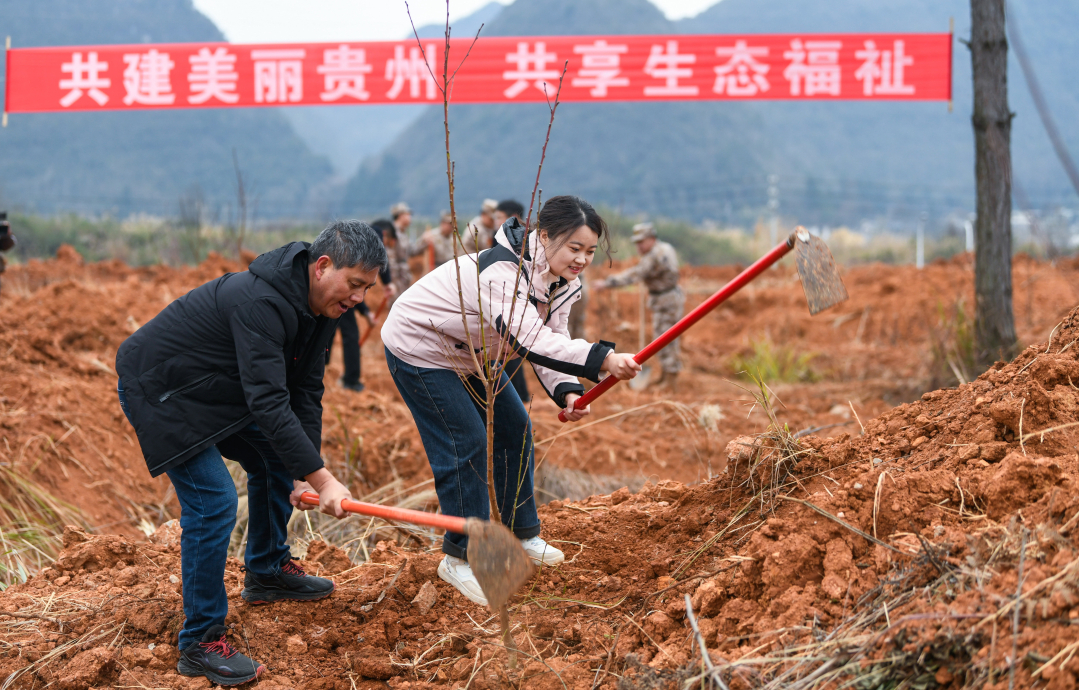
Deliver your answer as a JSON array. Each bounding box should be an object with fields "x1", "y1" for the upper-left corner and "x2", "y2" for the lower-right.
[{"x1": 4, "y1": 309, "x2": 1079, "y2": 688}]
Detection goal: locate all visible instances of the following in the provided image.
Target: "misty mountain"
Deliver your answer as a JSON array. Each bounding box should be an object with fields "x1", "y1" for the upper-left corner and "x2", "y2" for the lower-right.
[
  {"x1": 342, "y1": 0, "x2": 1079, "y2": 228},
  {"x1": 278, "y1": 2, "x2": 507, "y2": 179},
  {"x1": 679, "y1": 0, "x2": 1079, "y2": 222},
  {"x1": 0, "y1": 0, "x2": 333, "y2": 218}
]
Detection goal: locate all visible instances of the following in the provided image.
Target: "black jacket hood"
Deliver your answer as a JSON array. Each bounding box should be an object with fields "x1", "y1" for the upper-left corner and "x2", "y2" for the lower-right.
[{"x1": 249, "y1": 241, "x2": 312, "y2": 315}]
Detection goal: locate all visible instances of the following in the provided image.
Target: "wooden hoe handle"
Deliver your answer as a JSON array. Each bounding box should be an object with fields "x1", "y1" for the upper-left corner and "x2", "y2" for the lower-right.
[
  {"x1": 299, "y1": 491, "x2": 467, "y2": 534},
  {"x1": 359, "y1": 297, "x2": 389, "y2": 346}
]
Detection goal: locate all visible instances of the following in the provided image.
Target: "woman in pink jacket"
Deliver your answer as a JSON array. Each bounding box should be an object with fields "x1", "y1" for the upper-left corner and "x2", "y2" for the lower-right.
[{"x1": 381, "y1": 196, "x2": 640, "y2": 605}]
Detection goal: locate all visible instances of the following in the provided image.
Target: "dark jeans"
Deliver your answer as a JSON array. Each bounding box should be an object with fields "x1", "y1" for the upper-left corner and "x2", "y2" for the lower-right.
[
  {"x1": 118, "y1": 380, "x2": 294, "y2": 650},
  {"x1": 327, "y1": 306, "x2": 361, "y2": 385},
  {"x1": 385, "y1": 348, "x2": 540, "y2": 559},
  {"x1": 507, "y1": 358, "x2": 531, "y2": 403}
]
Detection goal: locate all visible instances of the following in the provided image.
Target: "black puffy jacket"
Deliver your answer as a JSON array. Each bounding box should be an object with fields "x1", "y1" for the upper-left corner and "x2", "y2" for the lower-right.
[{"x1": 115, "y1": 242, "x2": 336, "y2": 479}]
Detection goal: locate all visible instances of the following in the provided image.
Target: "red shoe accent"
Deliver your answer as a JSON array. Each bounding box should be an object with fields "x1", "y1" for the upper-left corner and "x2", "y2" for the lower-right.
[
  {"x1": 200, "y1": 636, "x2": 239, "y2": 659},
  {"x1": 218, "y1": 664, "x2": 264, "y2": 686},
  {"x1": 282, "y1": 560, "x2": 306, "y2": 576}
]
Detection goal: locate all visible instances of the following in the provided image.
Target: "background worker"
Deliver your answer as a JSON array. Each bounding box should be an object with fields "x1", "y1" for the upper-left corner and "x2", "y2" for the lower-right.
[
  {"x1": 594, "y1": 221, "x2": 684, "y2": 389},
  {"x1": 328, "y1": 239, "x2": 395, "y2": 393},
  {"x1": 388, "y1": 203, "x2": 427, "y2": 298},
  {"x1": 381, "y1": 196, "x2": 641, "y2": 606},
  {"x1": 115, "y1": 221, "x2": 387, "y2": 686},
  {"x1": 491, "y1": 199, "x2": 524, "y2": 230},
  {"x1": 462, "y1": 198, "x2": 498, "y2": 253},
  {"x1": 491, "y1": 199, "x2": 531, "y2": 402},
  {"x1": 421, "y1": 210, "x2": 458, "y2": 267},
  {"x1": 0, "y1": 212, "x2": 14, "y2": 299}
]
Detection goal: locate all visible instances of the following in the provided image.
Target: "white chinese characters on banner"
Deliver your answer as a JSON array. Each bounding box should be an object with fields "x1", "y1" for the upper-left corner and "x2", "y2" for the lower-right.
[
  {"x1": 60, "y1": 52, "x2": 110, "y2": 107},
  {"x1": 188, "y1": 47, "x2": 239, "y2": 104},
  {"x1": 123, "y1": 49, "x2": 175, "y2": 105},
  {"x1": 783, "y1": 39, "x2": 841, "y2": 96},
  {"x1": 385, "y1": 45, "x2": 437, "y2": 100},
  {"x1": 643, "y1": 40, "x2": 697, "y2": 97},
  {"x1": 855, "y1": 40, "x2": 915, "y2": 96},
  {"x1": 571, "y1": 40, "x2": 628, "y2": 97},
  {"x1": 503, "y1": 42, "x2": 561, "y2": 98},
  {"x1": 713, "y1": 40, "x2": 769, "y2": 96},
  {"x1": 317, "y1": 45, "x2": 373, "y2": 101},
  {"x1": 252, "y1": 49, "x2": 304, "y2": 103}
]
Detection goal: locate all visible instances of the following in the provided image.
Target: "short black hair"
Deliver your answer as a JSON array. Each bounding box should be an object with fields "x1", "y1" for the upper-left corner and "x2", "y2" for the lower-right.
[
  {"x1": 497, "y1": 200, "x2": 525, "y2": 219},
  {"x1": 370, "y1": 218, "x2": 396, "y2": 241},
  {"x1": 309, "y1": 220, "x2": 388, "y2": 273}
]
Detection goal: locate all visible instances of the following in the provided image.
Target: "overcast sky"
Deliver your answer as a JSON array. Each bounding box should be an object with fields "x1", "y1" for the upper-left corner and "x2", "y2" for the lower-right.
[{"x1": 190, "y1": 0, "x2": 720, "y2": 43}]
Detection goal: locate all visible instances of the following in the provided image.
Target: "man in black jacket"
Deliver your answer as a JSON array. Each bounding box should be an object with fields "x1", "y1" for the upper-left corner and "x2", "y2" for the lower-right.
[{"x1": 116, "y1": 220, "x2": 386, "y2": 685}]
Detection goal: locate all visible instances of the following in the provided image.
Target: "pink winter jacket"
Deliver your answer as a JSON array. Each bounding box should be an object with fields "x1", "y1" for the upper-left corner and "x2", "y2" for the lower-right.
[{"x1": 381, "y1": 218, "x2": 614, "y2": 407}]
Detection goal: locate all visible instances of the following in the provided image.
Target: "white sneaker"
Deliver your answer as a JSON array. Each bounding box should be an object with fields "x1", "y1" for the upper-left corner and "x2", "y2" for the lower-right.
[
  {"x1": 437, "y1": 555, "x2": 487, "y2": 606},
  {"x1": 520, "y1": 536, "x2": 564, "y2": 566}
]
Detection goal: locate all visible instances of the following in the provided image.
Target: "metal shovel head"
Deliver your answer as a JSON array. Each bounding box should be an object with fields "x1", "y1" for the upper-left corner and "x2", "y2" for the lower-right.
[
  {"x1": 793, "y1": 229, "x2": 849, "y2": 315},
  {"x1": 464, "y1": 518, "x2": 537, "y2": 611},
  {"x1": 628, "y1": 365, "x2": 653, "y2": 390}
]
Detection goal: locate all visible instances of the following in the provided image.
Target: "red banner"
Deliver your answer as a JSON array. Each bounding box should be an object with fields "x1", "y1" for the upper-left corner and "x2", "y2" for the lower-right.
[{"x1": 4, "y1": 33, "x2": 952, "y2": 113}]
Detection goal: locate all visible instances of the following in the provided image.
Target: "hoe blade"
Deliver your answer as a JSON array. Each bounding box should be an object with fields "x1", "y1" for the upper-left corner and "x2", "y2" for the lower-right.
[
  {"x1": 793, "y1": 229, "x2": 849, "y2": 315},
  {"x1": 465, "y1": 518, "x2": 537, "y2": 611}
]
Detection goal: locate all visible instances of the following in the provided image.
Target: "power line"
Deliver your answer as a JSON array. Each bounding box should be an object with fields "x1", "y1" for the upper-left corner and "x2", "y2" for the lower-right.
[{"x1": 1007, "y1": 0, "x2": 1079, "y2": 198}]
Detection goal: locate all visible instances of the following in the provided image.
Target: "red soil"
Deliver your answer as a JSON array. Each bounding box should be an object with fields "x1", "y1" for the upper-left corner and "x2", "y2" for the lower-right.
[{"x1": 1, "y1": 248, "x2": 1079, "y2": 688}]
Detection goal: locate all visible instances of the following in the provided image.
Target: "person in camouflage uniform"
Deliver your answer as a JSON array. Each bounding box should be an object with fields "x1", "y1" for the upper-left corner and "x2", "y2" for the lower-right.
[
  {"x1": 0, "y1": 213, "x2": 14, "y2": 299},
  {"x1": 387, "y1": 202, "x2": 428, "y2": 298},
  {"x1": 421, "y1": 211, "x2": 458, "y2": 268},
  {"x1": 461, "y1": 199, "x2": 498, "y2": 254},
  {"x1": 594, "y1": 222, "x2": 683, "y2": 388}
]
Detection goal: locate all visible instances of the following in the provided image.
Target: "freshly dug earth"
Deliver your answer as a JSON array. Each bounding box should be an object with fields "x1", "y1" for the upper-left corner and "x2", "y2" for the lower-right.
[
  {"x1": 2, "y1": 247, "x2": 1076, "y2": 535},
  {"x1": 5, "y1": 303, "x2": 1079, "y2": 688},
  {"x1": 0, "y1": 249, "x2": 432, "y2": 535}
]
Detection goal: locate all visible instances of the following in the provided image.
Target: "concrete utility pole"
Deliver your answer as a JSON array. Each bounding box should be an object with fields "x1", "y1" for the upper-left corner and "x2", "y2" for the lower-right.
[
  {"x1": 970, "y1": 0, "x2": 1018, "y2": 367},
  {"x1": 767, "y1": 174, "x2": 779, "y2": 246},
  {"x1": 916, "y1": 212, "x2": 926, "y2": 269}
]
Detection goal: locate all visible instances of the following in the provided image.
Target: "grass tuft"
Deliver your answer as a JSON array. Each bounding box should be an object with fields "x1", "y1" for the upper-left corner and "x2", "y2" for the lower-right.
[{"x1": 729, "y1": 338, "x2": 819, "y2": 383}]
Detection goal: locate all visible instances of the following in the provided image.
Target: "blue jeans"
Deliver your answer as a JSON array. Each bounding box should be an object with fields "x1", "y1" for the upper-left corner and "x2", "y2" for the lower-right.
[
  {"x1": 385, "y1": 348, "x2": 540, "y2": 560},
  {"x1": 118, "y1": 380, "x2": 294, "y2": 650}
]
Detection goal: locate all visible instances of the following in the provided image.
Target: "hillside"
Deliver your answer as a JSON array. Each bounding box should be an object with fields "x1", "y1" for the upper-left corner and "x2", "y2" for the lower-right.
[
  {"x1": 342, "y1": 0, "x2": 1079, "y2": 227},
  {"x1": 0, "y1": 0, "x2": 333, "y2": 218},
  {"x1": 277, "y1": 2, "x2": 508, "y2": 179}
]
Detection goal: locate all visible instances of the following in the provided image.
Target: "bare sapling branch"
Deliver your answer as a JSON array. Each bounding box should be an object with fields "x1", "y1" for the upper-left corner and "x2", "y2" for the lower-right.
[
  {"x1": 231, "y1": 147, "x2": 247, "y2": 260},
  {"x1": 500, "y1": 64, "x2": 569, "y2": 365},
  {"x1": 404, "y1": 4, "x2": 571, "y2": 541}
]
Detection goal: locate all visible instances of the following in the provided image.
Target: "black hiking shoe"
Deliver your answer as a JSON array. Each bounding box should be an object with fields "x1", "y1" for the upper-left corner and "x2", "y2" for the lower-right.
[
  {"x1": 241, "y1": 558, "x2": 335, "y2": 604},
  {"x1": 339, "y1": 377, "x2": 365, "y2": 393},
  {"x1": 177, "y1": 625, "x2": 264, "y2": 686}
]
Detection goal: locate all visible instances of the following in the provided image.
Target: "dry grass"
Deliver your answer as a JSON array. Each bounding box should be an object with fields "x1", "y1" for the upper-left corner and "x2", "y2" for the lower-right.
[{"x1": 0, "y1": 465, "x2": 89, "y2": 589}]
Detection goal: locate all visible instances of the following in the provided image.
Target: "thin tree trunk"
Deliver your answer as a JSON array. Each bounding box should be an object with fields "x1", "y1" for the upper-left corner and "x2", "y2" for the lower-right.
[
  {"x1": 486, "y1": 380, "x2": 501, "y2": 524},
  {"x1": 970, "y1": 0, "x2": 1018, "y2": 367}
]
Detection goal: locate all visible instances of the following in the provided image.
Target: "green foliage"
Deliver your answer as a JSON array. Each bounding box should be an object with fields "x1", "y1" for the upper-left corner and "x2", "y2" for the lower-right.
[
  {"x1": 599, "y1": 206, "x2": 758, "y2": 266},
  {"x1": 6, "y1": 212, "x2": 322, "y2": 266},
  {"x1": 729, "y1": 338, "x2": 820, "y2": 383}
]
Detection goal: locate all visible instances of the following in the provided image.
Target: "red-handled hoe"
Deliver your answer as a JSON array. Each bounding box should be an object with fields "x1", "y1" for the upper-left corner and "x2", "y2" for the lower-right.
[
  {"x1": 559, "y1": 227, "x2": 849, "y2": 423},
  {"x1": 298, "y1": 491, "x2": 535, "y2": 665}
]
